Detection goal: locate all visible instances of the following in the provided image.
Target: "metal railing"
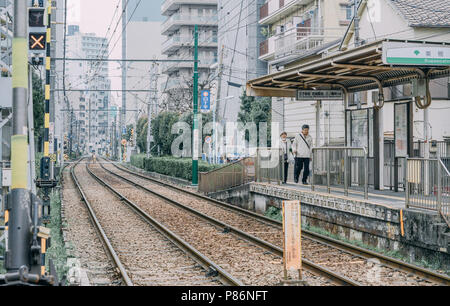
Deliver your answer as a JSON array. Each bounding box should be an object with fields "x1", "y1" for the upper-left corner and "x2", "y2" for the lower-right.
[
  {"x1": 312, "y1": 147, "x2": 369, "y2": 200},
  {"x1": 439, "y1": 159, "x2": 450, "y2": 225},
  {"x1": 198, "y1": 157, "x2": 255, "y2": 194},
  {"x1": 274, "y1": 27, "x2": 345, "y2": 59},
  {"x1": 406, "y1": 157, "x2": 450, "y2": 225},
  {"x1": 255, "y1": 148, "x2": 283, "y2": 185}
]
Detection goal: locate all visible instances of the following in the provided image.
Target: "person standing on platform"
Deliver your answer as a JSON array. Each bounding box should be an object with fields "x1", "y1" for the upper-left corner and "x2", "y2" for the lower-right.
[
  {"x1": 293, "y1": 125, "x2": 313, "y2": 185},
  {"x1": 280, "y1": 132, "x2": 293, "y2": 184}
]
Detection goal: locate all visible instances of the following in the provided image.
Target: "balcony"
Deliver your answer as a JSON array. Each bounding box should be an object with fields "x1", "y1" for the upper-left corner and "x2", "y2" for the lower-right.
[
  {"x1": 161, "y1": 57, "x2": 218, "y2": 74},
  {"x1": 162, "y1": 0, "x2": 217, "y2": 16},
  {"x1": 259, "y1": 36, "x2": 276, "y2": 60},
  {"x1": 273, "y1": 27, "x2": 345, "y2": 60},
  {"x1": 162, "y1": 13, "x2": 218, "y2": 35},
  {"x1": 162, "y1": 77, "x2": 187, "y2": 91},
  {"x1": 162, "y1": 34, "x2": 218, "y2": 54},
  {"x1": 259, "y1": 0, "x2": 312, "y2": 25}
]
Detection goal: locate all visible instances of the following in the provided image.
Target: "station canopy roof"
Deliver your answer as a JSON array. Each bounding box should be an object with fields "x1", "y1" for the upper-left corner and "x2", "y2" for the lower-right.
[{"x1": 246, "y1": 39, "x2": 450, "y2": 98}]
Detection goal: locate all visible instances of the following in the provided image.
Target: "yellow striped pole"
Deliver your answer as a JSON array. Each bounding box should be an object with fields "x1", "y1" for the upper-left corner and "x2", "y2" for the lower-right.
[
  {"x1": 4, "y1": 210, "x2": 8, "y2": 233},
  {"x1": 44, "y1": 0, "x2": 51, "y2": 158},
  {"x1": 38, "y1": 0, "x2": 53, "y2": 276}
]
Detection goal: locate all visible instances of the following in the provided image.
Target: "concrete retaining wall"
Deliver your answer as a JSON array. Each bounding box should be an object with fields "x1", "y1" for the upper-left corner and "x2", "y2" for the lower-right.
[{"x1": 209, "y1": 183, "x2": 450, "y2": 271}]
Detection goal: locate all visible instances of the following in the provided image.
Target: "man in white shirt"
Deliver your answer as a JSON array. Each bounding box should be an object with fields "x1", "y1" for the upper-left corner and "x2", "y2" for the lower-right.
[{"x1": 292, "y1": 125, "x2": 313, "y2": 184}]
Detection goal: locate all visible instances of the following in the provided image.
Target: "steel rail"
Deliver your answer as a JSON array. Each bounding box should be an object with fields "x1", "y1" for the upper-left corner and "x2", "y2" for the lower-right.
[
  {"x1": 70, "y1": 159, "x2": 134, "y2": 286},
  {"x1": 85, "y1": 162, "x2": 242, "y2": 286},
  {"x1": 110, "y1": 162, "x2": 450, "y2": 286},
  {"x1": 99, "y1": 162, "x2": 360, "y2": 286}
]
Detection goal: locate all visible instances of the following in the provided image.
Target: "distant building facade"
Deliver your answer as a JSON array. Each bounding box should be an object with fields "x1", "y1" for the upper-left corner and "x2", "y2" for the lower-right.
[
  {"x1": 66, "y1": 27, "x2": 111, "y2": 154},
  {"x1": 214, "y1": 0, "x2": 268, "y2": 123},
  {"x1": 161, "y1": 0, "x2": 218, "y2": 112}
]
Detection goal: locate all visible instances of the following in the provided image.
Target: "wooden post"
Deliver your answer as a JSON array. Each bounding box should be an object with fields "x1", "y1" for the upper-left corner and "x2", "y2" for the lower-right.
[{"x1": 281, "y1": 200, "x2": 306, "y2": 285}]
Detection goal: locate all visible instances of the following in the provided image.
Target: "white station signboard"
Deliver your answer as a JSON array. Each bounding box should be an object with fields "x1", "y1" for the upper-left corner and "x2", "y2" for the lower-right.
[{"x1": 383, "y1": 42, "x2": 450, "y2": 66}]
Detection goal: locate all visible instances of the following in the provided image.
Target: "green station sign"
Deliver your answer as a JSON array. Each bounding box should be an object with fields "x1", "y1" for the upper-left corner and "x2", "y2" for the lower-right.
[{"x1": 383, "y1": 42, "x2": 450, "y2": 66}]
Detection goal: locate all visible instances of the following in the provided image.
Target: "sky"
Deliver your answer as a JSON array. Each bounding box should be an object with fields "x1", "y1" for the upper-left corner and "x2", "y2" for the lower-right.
[{"x1": 66, "y1": 0, "x2": 164, "y2": 105}]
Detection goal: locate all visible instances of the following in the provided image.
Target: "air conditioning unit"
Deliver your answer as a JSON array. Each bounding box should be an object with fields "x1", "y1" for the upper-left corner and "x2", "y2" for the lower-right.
[{"x1": 275, "y1": 26, "x2": 284, "y2": 35}]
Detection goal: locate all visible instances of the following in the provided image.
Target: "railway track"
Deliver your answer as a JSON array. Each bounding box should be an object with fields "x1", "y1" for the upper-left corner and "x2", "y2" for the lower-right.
[
  {"x1": 91, "y1": 159, "x2": 358, "y2": 286},
  {"x1": 102, "y1": 160, "x2": 450, "y2": 286},
  {"x1": 62, "y1": 164, "x2": 122, "y2": 285},
  {"x1": 71, "y1": 158, "x2": 237, "y2": 286}
]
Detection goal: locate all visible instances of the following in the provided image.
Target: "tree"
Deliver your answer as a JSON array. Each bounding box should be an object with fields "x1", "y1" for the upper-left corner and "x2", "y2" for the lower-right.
[
  {"x1": 136, "y1": 116, "x2": 148, "y2": 153},
  {"x1": 152, "y1": 111, "x2": 180, "y2": 156},
  {"x1": 161, "y1": 68, "x2": 216, "y2": 113},
  {"x1": 32, "y1": 72, "x2": 45, "y2": 140},
  {"x1": 136, "y1": 110, "x2": 214, "y2": 157},
  {"x1": 237, "y1": 91, "x2": 272, "y2": 146}
]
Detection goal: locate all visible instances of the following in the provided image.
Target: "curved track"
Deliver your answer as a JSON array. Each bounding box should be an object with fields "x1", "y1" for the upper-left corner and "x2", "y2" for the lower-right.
[{"x1": 103, "y1": 160, "x2": 449, "y2": 286}]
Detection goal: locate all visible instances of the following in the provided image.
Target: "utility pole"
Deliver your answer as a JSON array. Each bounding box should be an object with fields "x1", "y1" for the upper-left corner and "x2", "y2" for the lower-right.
[
  {"x1": 69, "y1": 109, "x2": 73, "y2": 157},
  {"x1": 192, "y1": 25, "x2": 199, "y2": 186},
  {"x1": 121, "y1": 0, "x2": 127, "y2": 162},
  {"x1": 147, "y1": 63, "x2": 158, "y2": 158},
  {"x1": 8, "y1": 0, "x2": 31, "y2": 275},
  {"x1": 353, "y1": 0, "x2": 360, "y2": 47},
  {"x1": 214, "y1": 45, "x2": 225, "y2": 164}
]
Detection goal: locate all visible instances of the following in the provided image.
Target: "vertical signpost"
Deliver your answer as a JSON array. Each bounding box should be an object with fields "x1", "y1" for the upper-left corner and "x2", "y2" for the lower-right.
[
  {"x1": 282, "y1": 200, "x2": 305, "y2": 285},
  {"x1": 200, "y1": 90, "x2": 211, "y2": 112},
  {"x1": 192, "y1": 25, "x2": 199, "y2": 186}
]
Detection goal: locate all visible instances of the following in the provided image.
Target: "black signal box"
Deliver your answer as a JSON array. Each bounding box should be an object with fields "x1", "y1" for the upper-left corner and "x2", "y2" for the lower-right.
[{"x1": 29, "y1": 8, "x2": 45, "y2": 28}]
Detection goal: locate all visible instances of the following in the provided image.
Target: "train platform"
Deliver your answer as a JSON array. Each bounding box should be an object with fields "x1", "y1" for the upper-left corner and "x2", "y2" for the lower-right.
[{"x1": 282, "y1": 182, "x2": 407, "y2": 210}]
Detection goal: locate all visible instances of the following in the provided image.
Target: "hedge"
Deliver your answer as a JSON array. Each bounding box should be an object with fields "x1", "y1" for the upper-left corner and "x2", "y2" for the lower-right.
[{"x1": 130, "y1": 155, "x2": 220, "y2": 181}]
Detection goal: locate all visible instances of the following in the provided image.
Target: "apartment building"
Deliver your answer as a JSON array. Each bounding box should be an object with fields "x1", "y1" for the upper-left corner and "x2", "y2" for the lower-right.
[
  {"x1": 66, "y1": 26, "x2": 111, "y2": 155},
  {"x1": 258, "y1": 0, "x2": 351, "y2": 145},
  {"x1": 125, "y1": 0, "x2": 165, "y2": 133},
  {"x1": 215, "y1": 0, "x2": 268, "y2": 123},
  {"x1": 161, "y1": 0, "x2": 218, "y2": 112}
]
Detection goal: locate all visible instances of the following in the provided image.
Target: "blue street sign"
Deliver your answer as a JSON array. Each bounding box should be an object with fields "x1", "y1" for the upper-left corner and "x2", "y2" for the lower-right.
[
  {"x1": 200, "y1": 90, "x2": 211, "y2": 111},
  {"x1": 122, "y1": 128, "x2": 127, "y2": 135}
]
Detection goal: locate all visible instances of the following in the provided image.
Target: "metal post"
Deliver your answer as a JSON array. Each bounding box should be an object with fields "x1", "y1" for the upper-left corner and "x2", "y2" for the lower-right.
[
  {"x1": 7, "y1": 0, "x2": 32, "y2": 273},
  {"x1": 344, "y1": 148, "x2": 348, "y2": 196},
  {"x1": 311, "y1": 149, "x2": 315, "y2": 191},
  {"x1": 256, "y1": 148, "x2": 260, "y2": 183},
  {"x1": 147, "y1": 64, "x2": 157, "y2": 159},
  {"x1": 28, "y1": 67, "x2": 36, "y2": 195},
  {"x1": 192, "y1": 25, "x2": 199, "y2": 186},
  {"x1": 437, "y1": 157, "x2": 442, "y2": 211},
  {"x1": 405, "y1": 156, "x2": 410, "y2": 208},
  {"x1": 327, "y1": 149, "x2": 331, "y2": 194},
  {"x1": 214, "y1": 45, "x2": 224, "y2": 164},
  {"x1": 424, "y1": 109, "x2": 430, "y2": 196},
  {"x1": 44, "y1": 0, "x2": 51, "y2": 158},
  {"x1": 364, "y1": 150, "x2": 369, "y2": 200},
  {"x1": 69, "y1": 109, "x2": 73, "y2": 157},
  {"x1": 121, "y1": 0, "x2": 127, "y2": 162},
  {"x1": 353, "y1": 0, "x2": 360, "y2": 47}
]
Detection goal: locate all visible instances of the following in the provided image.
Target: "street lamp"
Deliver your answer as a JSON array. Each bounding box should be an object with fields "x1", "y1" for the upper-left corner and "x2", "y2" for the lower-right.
[{"x1": 213, "y1": 96, "x2": 234, "y2": 164}]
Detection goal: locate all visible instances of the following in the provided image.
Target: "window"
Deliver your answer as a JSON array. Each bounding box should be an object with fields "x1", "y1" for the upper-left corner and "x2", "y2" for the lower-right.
[{"x1": 340, "y1": 4, "x2": 353, "y2": 21}]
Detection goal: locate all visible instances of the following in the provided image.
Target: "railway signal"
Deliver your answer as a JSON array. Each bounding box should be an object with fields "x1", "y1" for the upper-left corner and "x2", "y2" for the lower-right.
[
  {"x1": 29, "y1": 33, "x2": 46, "y2": 50},
  {"x1": 28, "y1": 8, "x2": 45, "y2": 27}
]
